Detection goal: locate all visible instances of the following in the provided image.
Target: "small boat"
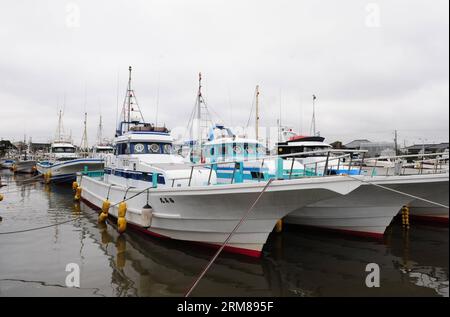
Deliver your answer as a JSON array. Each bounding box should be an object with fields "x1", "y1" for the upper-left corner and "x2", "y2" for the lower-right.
[
  {"x1": 0, "y1": 159, "x2": 15, "y2": 170},
  {"x1": 12, "y1": 156, "x2": 37, "y2": 174}
]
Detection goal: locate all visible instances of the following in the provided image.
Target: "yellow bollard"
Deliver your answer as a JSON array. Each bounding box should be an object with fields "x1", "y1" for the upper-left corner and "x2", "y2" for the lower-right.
[
  {"x1": 275, "y1": 219, "x2": 283, "y2": 233},
  {"x1": 44, "y1": 171, "x2": 52, "y2": 184},
  {"x1": 72, "y1": 181, "x2": 79, "y2": 192},
  {"x1": 98, "y1": 199, "x2": 111, "y2": 223},
  {"x1": 117, "y1": 201, "x2": 127, "y2": 233},
  {"x1": 0, "y1": 193, "x2": 3, "y2": 202},
  {"x1": 74, "y1": 186, "x2": 82, "y2": 201},
  {"x1": 401, "y1": 206, "x2": 410, "y2": 229}
]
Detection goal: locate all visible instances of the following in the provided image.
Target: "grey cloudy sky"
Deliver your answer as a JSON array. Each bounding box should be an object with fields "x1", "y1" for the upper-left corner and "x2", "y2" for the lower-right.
[{"x1": 0, "y1": 0, "x2": 448, "y2": 146}]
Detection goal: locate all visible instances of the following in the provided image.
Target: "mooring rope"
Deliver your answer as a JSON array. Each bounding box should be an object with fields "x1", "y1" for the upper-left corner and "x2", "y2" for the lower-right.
[
  {"x1": 184, "y1": 178, "x2": 274, "y2": 297},
  {"x1": 0, "y1": 184, "x2": 155, "y2": 235},
  {"x1": 345, "y1": 174, "x2": 449, "y2": 209}
]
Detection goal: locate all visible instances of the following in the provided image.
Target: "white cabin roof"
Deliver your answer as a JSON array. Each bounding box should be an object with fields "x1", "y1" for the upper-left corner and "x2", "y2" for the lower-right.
[
  {"x1": 51, "y1": 142, "x2": 75, "y2": 148},
  {"x1": 115, "y1": 131, "x2": 174, "y2": 143},
  {"x1": 284, "y1": 141, "x2": 332, "y2": 148},
  {"x1": 204, "y1": 137, "x2": 264, "y2": 147}
]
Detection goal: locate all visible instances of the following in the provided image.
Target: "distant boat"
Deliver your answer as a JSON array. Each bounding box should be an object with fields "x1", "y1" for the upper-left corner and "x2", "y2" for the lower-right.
[{"x1": 36, "y1": 111, "x2": 103, "y2": 183}]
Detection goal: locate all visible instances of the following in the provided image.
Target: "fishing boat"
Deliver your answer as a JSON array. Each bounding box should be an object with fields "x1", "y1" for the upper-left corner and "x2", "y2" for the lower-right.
[
  {"x1": 277, "y1": 135, "x2": 360, "y2": 175},
  {"x1": 36, "y1": 110, "x2": 103, "y2": 183},
  {"x1": 92, "y1": 116, "x2": 114, "y2": 159},
  {"x1": 77, "y1": 67, "x2": 363, "y2": 257},
  {"x1": 284, "y1": 172, "x2": 449, "y2": 237},
  {"x1": 12, "y1": 155, "x2": 36, "y2": 174},
  {"x1": 0, "y1": 159, "x2": 15, "y2": 170},
  {"x1": 199, "y1": 124, "x2": 308, "y2": 183}
]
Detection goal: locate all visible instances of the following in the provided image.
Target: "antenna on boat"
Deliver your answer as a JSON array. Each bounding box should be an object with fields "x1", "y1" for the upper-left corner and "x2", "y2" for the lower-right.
[
  {"x1": 310, "y1": 94, "x2": 317, "y2": 136},
  {"x1": 155, "y1": 73, "x2": 160, "y2": 127}
]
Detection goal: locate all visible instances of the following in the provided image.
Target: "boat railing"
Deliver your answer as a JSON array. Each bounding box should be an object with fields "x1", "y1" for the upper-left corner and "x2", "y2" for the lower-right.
[
  {"x1": 356, "y1": 152, "x2": 449, "y2": 176},
  {"x1": 173, "y1": 149, "x2": 368, "y2": 187}
]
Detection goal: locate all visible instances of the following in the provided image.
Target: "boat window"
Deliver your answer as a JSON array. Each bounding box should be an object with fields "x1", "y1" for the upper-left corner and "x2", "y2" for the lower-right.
[
  {"x1": 163, "y1": 144, "x2": 172, "y2": 154},
  {"x1": 148, "y1": 143, "x2": 160, "y2": 153},
  {"x1": 233, "y1": 144, "x2": 243, "y2": 155},
  {"x1": 52, "y1": 147, "x2": 75, "y2": 153},
  {"x1": 133, "y1": 143, "x2": 145, "y2": 153}
]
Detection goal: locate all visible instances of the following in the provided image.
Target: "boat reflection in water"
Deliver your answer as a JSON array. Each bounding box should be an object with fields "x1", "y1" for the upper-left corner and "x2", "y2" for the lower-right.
[
  {"x1": 78, "y1": 202, "x2": 282, "y2": 297},
  {"x1": 79, "y1": 201, "x2": 448, "y2": 297},
  {"x1": 262, "y1": 224, "x2": 448, "y2": 297}
]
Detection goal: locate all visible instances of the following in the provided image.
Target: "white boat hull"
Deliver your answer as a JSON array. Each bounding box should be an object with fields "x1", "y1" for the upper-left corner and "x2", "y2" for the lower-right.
[
  {"x1": 408, "y1": 180, "x2": 449, "y2": 223},
  {"x1": 285, "y1": 173, "x2": 449, "y2": 237},
  {"x1": 37, "y1": 159, "x2": 104, "y2": 182},
  {"x1": 78, "y1": 174, "x2": 361, "y2": 257}
]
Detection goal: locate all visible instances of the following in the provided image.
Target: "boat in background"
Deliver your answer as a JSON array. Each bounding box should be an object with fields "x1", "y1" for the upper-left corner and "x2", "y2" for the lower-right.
[{"x1": 36, "y1": 110, "x2": 103, "y2": 183}]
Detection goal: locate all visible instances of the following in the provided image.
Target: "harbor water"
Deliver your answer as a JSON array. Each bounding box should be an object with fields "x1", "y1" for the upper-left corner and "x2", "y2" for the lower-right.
[{"x1": 0, "y1": 170, "x2": 448, "y2": 297}]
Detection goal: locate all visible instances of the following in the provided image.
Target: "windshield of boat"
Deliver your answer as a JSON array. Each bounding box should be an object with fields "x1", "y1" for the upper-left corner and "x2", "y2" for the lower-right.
[
  {"x1": 116, "y1": 142, "x2": 173, "y2": 155},
  {"x1": 96, "y1": 148, "x2": 114, "y2": 153},
  {"x1": 204, "y1": 142, "x2": 267, "y2": 158},
  {"x1": 52, "y1": 147, "x2": 75, "y2": 153}
]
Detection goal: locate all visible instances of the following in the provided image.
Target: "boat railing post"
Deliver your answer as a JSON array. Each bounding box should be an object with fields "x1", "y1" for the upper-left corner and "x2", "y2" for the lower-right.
[
  {"x1": 258, "y1": 159, "x2": 265, "y2": 182},
  {"x1": 314, "y1": 162, "x2": 318, "y2": 176},
  {"x1": 276, "y1": 156, "x2": 284, "y2": 179},
  {"x1": 419, "y1": 158, "x2": 424, "y2": 174},
  {"x1": 289, "y1": 157, "x2": 295, "y2": 179},
  {"x1": 371, "y1": 159, "x2": 378, "y2": 177},
  {"x1": 337, "y1": 157, "x2": 341, "y2": 173},
  {"x1": 207, "y1": 163, "x2": 214, "y2": 185},
  {"x1": 434, "y1": 157, "x2": 438, "y2": 174},
  {"x1": 188, "y1": 166, "x2": 194, "y2": 187},
  {"x1": 230, "y1": 163, "x2": 236, "y2": 184},
  {"x1": 386, "y1": 166, "x2": 389, "y2": 176},
  {"x1": 347, "y1": 154, "x2": 353, "y2": 172},
  {"x1": 359, "y1": 152, "x2": 365, "y2": 175},
  {"x1": 171, "y1": 179, "x2": 175, "y2": 187},
  {"x1": 323, "y1": 151, "x2": 330, "y2": 177}
]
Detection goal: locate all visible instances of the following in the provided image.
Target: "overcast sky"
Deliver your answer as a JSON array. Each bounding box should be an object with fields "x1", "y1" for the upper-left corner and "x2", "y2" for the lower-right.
[{"x1": 0, "y1": 0, "x2": 448, "y2": 147}]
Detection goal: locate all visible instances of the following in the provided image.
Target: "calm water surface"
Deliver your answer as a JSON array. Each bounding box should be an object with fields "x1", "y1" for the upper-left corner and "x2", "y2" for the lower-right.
[{"x1": 0, "y1": 170, "x2": 448, "y2": 297}]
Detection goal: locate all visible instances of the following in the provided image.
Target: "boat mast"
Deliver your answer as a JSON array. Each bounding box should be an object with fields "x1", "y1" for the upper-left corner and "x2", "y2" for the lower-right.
[
  {"x1": 255, "y1": 85, "x2": 260, "y2": 141},
  {"x1": 310, "y1": 94, "x2": 317, "y2": 136},
  {"x1": 119, "y1": 66, "x2": 145, "y2": 135},
  {"x1": 56, "y1": 110, "x2": 63, "y2": 142},
  {"x1": 80, "y1": 112, "x2": 89, "y2": 155},
  {"x1": 197, "y1": 72, "x2": 202, "y2": 150},
  {"x1": 97, "y1": 115, "x2": 103, "y2": 145},
  {"x1": 127, "y1": 66, "x2": 132, "y2": 132}
]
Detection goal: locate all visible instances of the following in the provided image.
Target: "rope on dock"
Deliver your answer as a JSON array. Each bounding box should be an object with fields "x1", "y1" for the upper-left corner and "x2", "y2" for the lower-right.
[
  {"x1": 184, "y1": 178, "x2": 275, "y2": 297},
  {"x1": 345, "y1": 175, "x2": 449, "y2": 209}
]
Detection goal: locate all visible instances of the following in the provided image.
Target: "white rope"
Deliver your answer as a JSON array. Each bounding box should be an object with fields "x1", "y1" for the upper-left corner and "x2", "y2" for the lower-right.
[{"x1": 345, "y1": 175, "x2": 449, "y2": 209}]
